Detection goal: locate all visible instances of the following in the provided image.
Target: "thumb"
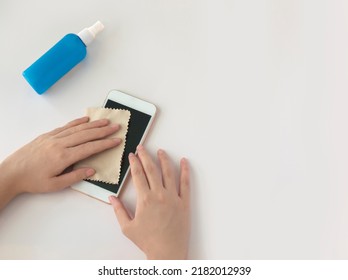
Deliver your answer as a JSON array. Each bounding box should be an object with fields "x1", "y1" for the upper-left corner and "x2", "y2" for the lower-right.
[
  {"x1": 52, "y1": 167, "x2": 95, "y2": 190},
  {"x1": 109, "y1": 196, "x2": 132, "y2": 232}
]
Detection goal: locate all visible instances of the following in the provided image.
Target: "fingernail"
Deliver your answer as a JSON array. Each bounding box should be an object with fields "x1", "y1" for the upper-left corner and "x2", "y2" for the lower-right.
[
  {"x1": 110, "y1": 123, "x2": 120, "y2": 129},
  {"x1": 99, "y1": 118, "x2": 109, "y2": 125},
  {"x1": 158, "y1": 149, "x2": 165, "y2": 155},
  {"x1": 108, "y1": 195, "x2": 115, "y2": 203},
  {"x1": 129, "y1": 152, "x2": 135, "y2": 158},
  {"x1": 86, "y1": 168, "x2": 95, "y2": 177},
  {"x1": 113, "y1": 138, "x2": 122, "y2": 144},
  {"x1": 137, "y1": 144, "x2": 144, "y2": 151}
]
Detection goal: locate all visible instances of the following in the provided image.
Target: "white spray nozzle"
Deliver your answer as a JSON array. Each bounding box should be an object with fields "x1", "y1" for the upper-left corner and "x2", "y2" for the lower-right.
[{"x1": 78, "y1": 21, "x2": 104, "y2": 46}]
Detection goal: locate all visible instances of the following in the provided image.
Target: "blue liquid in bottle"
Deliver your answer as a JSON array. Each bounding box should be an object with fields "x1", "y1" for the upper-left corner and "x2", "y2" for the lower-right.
[{"x1": 23, "y1": 21, "x2": 104, "y2": 94}]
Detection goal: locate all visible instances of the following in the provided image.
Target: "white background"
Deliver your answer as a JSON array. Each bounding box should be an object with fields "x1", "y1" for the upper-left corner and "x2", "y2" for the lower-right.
[{"x1": 1, "y1": 0, "x2": 348, "y2": 259}]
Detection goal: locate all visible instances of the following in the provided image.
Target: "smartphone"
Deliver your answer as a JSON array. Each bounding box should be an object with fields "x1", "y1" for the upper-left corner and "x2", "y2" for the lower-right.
[{"x1": 72, "y1": 90, "x2": 157, "y2": 203}]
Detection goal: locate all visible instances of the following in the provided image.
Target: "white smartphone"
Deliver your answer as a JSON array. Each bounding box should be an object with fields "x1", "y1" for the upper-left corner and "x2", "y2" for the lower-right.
[{"x1": 72, "y1": 90, "x2": 157, "y2": 203}]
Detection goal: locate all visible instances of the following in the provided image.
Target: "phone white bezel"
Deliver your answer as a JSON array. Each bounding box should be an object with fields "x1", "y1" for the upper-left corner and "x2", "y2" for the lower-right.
[{"x1": 71, "y1": 90, "x2": 156, "y2": 203}]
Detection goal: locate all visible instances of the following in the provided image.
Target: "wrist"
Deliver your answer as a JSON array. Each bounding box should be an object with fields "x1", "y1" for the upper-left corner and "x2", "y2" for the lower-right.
[
  {"x1": 146, "y1": 250, "x2": 187, "y2": 260},
  {"x1": 0, "y1": 160, "x2": 22, "y2": 210},
  {"x1": 143, "y1": 239, "x2": 189, "y2": 260}
]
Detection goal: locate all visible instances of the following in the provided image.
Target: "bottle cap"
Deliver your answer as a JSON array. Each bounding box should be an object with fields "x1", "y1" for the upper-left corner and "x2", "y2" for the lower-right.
[{"x1": 78, "y1": 21, "x2": 104, "y2": 46}]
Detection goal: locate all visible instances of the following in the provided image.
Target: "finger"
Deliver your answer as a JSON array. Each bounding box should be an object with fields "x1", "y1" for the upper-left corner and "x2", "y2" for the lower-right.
[
  {"x1": 47, "y1": 116, "x2": 90, "y2": 136},
  {"x1": 63, "y1": 124, "x2": 120, "y2": 147},
  {"x1": 52, "y1": 167, "x2": 95, "y2": 190},
  {"x1": 179, "y1": 158, "x2": 190, "y2": 209},
  {"x1": 67, "y1": 138, "x2": 121, "y2": 164},
  {"x1": 136, "y1": 145, "x2": 163, "y2": 190},
  {"x1": 55, "y1": 118, "x2": 110, "y2": 138},
  {"x1": 157, "y1": 149, "x2": 178, "y2": 193},
  {"x1": 129, "y1": 153, "x2": 150, "y2": 196},
  {"x1": 109, "y1": 196, "x2": 132, "y2": 233}
]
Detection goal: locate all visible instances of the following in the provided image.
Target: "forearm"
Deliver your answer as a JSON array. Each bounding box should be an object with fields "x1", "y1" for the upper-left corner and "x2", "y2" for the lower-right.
[{"x1": 0, "y1": 161, "x2": 20, "y2": 210}]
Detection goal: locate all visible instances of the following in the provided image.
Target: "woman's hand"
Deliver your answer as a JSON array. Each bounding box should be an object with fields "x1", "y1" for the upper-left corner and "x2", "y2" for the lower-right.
[
  {"x1": 0, "y1": 116, "x2": 121, "y2": 209},
  {"x1": 110, "y1": 145, "x2": 190, "y2": 260}
]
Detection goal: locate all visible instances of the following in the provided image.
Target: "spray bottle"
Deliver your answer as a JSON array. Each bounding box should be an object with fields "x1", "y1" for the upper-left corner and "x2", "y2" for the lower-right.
[{"x1": 23, "y1": 21, "x2": 104, "y2": 94}]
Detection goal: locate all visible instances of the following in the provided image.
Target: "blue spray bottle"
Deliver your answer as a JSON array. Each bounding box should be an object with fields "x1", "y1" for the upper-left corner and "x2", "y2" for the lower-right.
[{"x1": 23, "y1": 21, "x2": 104, "y2": 94}]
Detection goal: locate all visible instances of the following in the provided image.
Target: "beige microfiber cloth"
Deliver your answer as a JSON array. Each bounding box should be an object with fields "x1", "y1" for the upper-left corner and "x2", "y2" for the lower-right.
[{"x1": 74, "y1": 108, "x2": 131, "y2": 184}]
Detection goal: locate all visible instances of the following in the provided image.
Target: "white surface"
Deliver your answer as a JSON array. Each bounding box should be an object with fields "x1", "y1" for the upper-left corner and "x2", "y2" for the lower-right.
[{"x1": 1, "y1": 0, "x2": 348, "y2": 259}]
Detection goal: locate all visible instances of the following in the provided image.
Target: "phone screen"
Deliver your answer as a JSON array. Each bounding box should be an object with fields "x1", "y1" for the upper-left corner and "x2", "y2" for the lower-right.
[{"x1": 87, "y1": 99, "x2": 151, "y2": 194}]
